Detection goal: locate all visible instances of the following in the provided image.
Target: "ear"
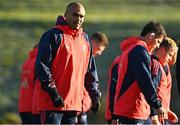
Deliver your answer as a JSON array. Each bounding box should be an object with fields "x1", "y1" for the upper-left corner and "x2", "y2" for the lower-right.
[
  {"x1": 149, "y1": 32, "x2": 155, "y2": 39},
  {"x1": 64, "y1": 11, "x2": 67, "y2": 18}
]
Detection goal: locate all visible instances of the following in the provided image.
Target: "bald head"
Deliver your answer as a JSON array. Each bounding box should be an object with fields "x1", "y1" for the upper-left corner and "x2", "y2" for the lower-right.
[
  {"x1": 65, "y1": 2, "x2": 85, "y2": 13},
  {"x1": 64, "y1": 2, "x2": 85, "y2": 30}
]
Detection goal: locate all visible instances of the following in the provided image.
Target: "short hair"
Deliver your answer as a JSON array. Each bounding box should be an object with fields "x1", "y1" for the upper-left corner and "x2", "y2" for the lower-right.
[
  {"x1": 65, "y1": 2, "x2": 85, "y2": 13},
  {"x1": 90, "y1": 32, "x2": 109, "y2": 47},
  {"x1": 140, "y1": 21, "x2": 166, "y2": 37},
  {"x1": 160, "y1": 37, "x2": 177, "y2": 51}
]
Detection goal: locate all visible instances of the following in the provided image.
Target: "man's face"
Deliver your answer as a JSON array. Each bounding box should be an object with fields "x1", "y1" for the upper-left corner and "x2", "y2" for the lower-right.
[
  {"x1": 92, "y1": 41, "x2": 106, "y2": 57},
  {"x1": 148, "y1": 34, "x2": 164, "y2": 53},
  {"x1": 65, "y1": 5, "x2": 85, "y2": 30},
  {"x1": 159, "y1": 47, "x2": 174, "y2": 65}
]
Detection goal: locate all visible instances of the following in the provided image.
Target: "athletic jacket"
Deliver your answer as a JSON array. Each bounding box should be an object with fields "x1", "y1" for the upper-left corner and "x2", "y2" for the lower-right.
[
  {"x1": 113, "y1": 37, "x2": 162, "y2": 119},
  {"x1": 18, "y1": 47, "x2": 38, "y2": 112},
  {"x1": 35, "y1": 16, "x2": 100, "y2": 111},
  {"x1": 57, "y1": 15, "x2": 92, "y2": 113},
  {"x1": 105, "y1": 55, "x2": 121, "y2": 121}
]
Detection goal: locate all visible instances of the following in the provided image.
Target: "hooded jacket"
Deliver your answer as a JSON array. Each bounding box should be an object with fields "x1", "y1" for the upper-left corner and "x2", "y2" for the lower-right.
[
  {"x1": 113, "y1": 37, "x2": 161, "y2": 119},
  {"x1": 18, "y1": 47, "x2": 38, "y2": 112},
  {"x1": 35, "y1": 16, "x2": 100, "y2": 111}
]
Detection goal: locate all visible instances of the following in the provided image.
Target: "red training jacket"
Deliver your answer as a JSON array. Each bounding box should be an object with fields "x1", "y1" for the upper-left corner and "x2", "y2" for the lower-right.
[{"x1": 18, "y1": 47, "x2": 38, "y2": 112}]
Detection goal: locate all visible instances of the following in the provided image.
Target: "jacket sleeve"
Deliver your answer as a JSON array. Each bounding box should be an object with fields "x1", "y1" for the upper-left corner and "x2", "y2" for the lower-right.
[
  {"x1": 109, "y1": 64, "x2": 119, "y2": 113},
  {"x1": 150, "y1": 58, "x2": 163, "y2": 116},
  {"x1": 35, "y1": 28, "x2": 62, "y2": 90},
  {"x1": 84, "y1": 56, "x2": 101, "y2": 105},
  {"x1": 129, "y1": 45, "x2": 162, "y2": 109}
]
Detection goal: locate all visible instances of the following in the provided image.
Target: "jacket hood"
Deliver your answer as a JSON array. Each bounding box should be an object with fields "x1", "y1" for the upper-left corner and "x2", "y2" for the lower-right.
[
  {"x1": 55, "y1": 15, "x2": 83, "y2": 36},
  {"x1": 120, "y1": 37, "x2": 147, "y2": 51},
  {"x1": 56, "y1": 15, "x2": 67, "y2": 26},
  {"x1": 29, "y1": 47, "x2": 38, "y2": 59}
]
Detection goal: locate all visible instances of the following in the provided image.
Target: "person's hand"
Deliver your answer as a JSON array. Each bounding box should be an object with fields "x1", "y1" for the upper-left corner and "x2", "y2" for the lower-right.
[
  {"x1": 50, "y1": 94, "x2": 64, "y2": 107},
  {"x1": 45, "y1": 83, "x2": 65, "y2": 108},
  {"x1": 156, "y1": 106, "x2": 167, "y2": 119},
  {"x1": 167, "y1": 110, "x2": 178, "y2": 123},
  {"x1": 91, "y1": 101, "x2": 101, "y2": 114},
  {"x1": 156, "y1": 106, "x2": 167, "y2": 124},
  {"x1": 151, "y1": 115, "x2": 161, "y2": 125}
]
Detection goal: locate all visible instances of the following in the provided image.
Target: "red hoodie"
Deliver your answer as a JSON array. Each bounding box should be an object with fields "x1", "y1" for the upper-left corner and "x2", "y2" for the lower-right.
[{"x1": 18, "y1": 47, "x2": 38, "y2": 112}]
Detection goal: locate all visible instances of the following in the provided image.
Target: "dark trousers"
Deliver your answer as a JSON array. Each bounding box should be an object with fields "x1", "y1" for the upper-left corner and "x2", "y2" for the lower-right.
[
  {"x1": 40, "y1": 110, "x2": 77, "y2": 125},
  {"x1": 32, "y1": 114, "x2": 41, "y2": 124},
  {"x1": 144, "y1": 117, "x2": 170, "y2": 125},
  {"x1": 117, "y1": 115, "x2": 145, "y2": 124},
  {"x1": 19, "y1": 112, "x2": 32, "y2": 124}
]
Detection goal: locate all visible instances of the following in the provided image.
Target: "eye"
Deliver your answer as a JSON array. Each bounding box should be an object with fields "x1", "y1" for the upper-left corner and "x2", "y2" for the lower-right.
[
  {"x1": 157, "y1": 40, "x2": 161, "y2": 44},
  {"x1": 73, "y1": 13, "x2": 84, "y2": 18}
]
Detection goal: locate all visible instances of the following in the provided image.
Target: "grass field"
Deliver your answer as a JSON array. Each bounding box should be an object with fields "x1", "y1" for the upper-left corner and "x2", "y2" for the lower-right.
[{"x1": 0, "y1": 0, "x2": 180, "y2": 123}]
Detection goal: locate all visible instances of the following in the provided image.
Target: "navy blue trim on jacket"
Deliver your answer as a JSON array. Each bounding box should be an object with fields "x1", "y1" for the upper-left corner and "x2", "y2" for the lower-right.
[{"x1": 35, "y1": 28, "x2": 63, "y2": 90}]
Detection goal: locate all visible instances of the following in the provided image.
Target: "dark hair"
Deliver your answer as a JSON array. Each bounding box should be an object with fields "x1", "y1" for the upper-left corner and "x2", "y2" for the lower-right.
[
  {"x1": 140, "y1": 21, "x2": 166, "y2": 37},
  {"x1": 90, "y1": 32, "x2": 109, "y2": 47}
]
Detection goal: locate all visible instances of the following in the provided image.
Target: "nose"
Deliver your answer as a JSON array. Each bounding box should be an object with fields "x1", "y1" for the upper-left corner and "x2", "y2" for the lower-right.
[{"x1": 156, "y1": 43, "x2": 160, "y2": 49}]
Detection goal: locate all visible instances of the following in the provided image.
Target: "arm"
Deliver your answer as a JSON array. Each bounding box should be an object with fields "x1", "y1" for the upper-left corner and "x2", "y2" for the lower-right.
[
  {"x1": 84, "y1": 56, "x2": 101, "y2": 113},
  {"x1": 150, "y1": 58, "x2": 163, "y2": 118},
  {"x1": 35, "y1": 28, "x2": 64, "y2": 107}
]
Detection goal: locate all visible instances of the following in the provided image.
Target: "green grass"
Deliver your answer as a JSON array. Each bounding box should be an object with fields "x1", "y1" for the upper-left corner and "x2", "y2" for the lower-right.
[{"x1": 0, "y1": 0, "x2": 180, "y2": 123}]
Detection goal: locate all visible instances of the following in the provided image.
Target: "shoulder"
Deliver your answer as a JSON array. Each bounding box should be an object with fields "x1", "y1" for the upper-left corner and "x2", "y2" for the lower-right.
[
  {"x1": 132, "y1": 45, "x2": 147, "y2": 53},
  {"x1": 42, "y1": 27, "x2": 64, "y2": 37},
  {"x1": 130, "y1": 45, "x2": 149, "y2": 58}
]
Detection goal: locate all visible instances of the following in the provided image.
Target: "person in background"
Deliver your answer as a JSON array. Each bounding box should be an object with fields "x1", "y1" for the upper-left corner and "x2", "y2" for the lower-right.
[
  {"x1": 76, "y1": 32, "x2": 109, "y2": 124},
  {"x1": 149, "y1": 37, "x2": 178, "y2": 124},
  {"x1": 112, "y1": 21, "x2": 167, "y2": 124},
  {"x1": 18, "y1": 44, "x2": 39, "y2": 124},
  {"x1": 35, "y1": 2, "x2": 101, "y2": 124}
]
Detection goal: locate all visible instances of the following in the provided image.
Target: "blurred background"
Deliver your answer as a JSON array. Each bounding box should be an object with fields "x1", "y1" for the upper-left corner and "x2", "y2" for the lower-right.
[{"x1": 0, "y1": 0, "x2": 180, "y2": 123}]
